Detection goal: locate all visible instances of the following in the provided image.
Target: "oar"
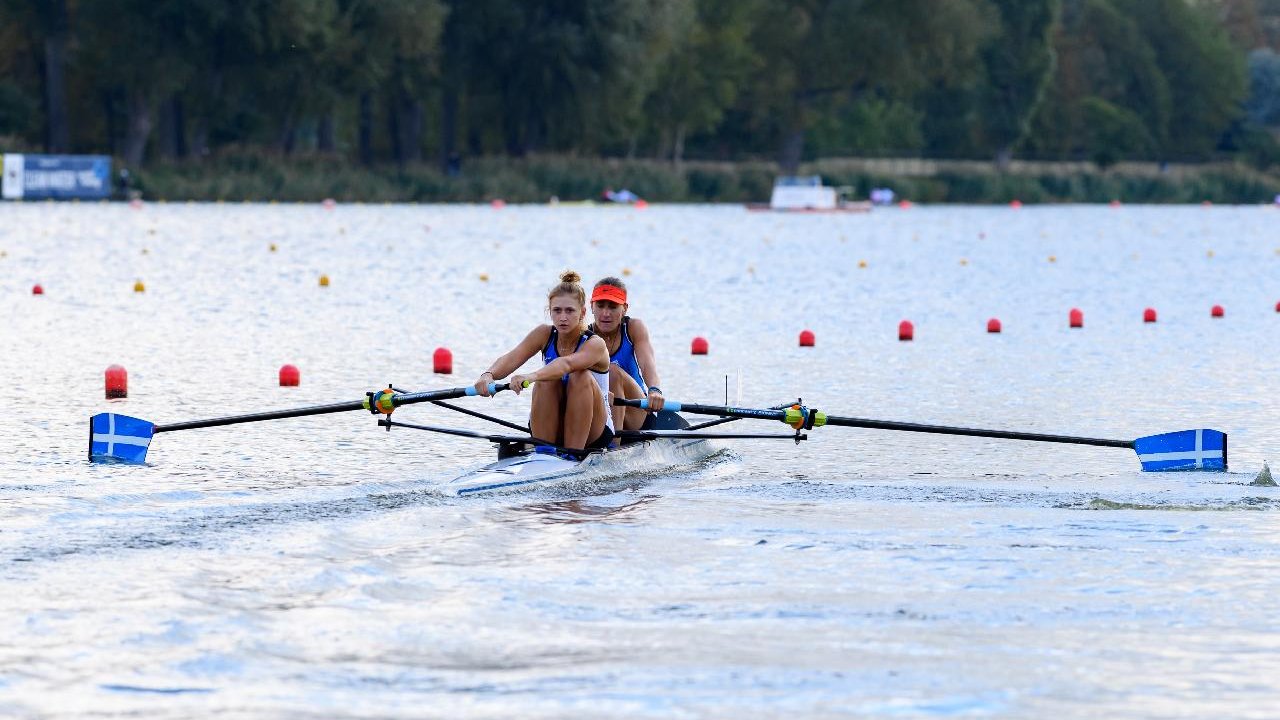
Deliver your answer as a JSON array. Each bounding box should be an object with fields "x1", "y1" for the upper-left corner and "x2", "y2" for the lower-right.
[
  {"x1": 89, "y1": 383, "x2": 511, "y2": 464},
  {"x1": 616, "y1": 398, "x2": 1227, "y2": 472}
]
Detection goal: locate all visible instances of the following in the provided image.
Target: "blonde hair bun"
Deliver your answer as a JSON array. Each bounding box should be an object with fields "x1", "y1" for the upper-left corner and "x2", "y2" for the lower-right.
[{"x1": 559, "y1": 270, "x2": 581, "y2": 284}]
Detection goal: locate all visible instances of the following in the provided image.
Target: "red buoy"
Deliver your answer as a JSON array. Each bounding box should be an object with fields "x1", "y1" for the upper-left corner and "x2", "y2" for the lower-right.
[
  {"x1": 798, "y1": 329, "x2": 815, "y2": 347},
  {"x1": 634, "y1": 199, "x2": 649, "y2": 209},
  {"x1": 433, "y1": 347, "x2": 453, "y2": 374},
  {"x1": 1275, "y1": 300, "x2": 1280, "y2": 313},
  {"x1": 898, "y1": 320, "x2": 914, "y2": 341},
  {"x1": 987, "y1": 318, "x2": 1002, "y2": 333},
  {"x1": 1009, "y1": 200, "x2": 1022, "y2": 209},
  {"x1": 691, "y1": 336, "x2": 709, "y2": 355},
  {"x1": 1143, "y1": 307, "x2": 1157, "y2": 323},
  {"x1": 1069, "y1": 308, "x2": 1083, "y2": 328},
  {"x1": 279, "y1": 364, "x2": 300, "y2": 387},
  {"x1": 105, "y1": 364, "x2": 128, "y2": 399},
  {"x1": 32, "y1": 284, "x2": 43, "y2": 295},
  {"x1": 1211, "y1": 305, "x2": 1224, "y2": 318},
  {"x1": 322, "y1": 198, "x2": 336, "y2": 209},
  {"x1": 490, "y1": 199, "x2": 506, "y2": 209}
]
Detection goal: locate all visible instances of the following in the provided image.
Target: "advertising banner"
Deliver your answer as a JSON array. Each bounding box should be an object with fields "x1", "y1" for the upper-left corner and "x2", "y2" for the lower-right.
[{"x1": 1, "y1": 154, "x2": 112, "y2": 200}]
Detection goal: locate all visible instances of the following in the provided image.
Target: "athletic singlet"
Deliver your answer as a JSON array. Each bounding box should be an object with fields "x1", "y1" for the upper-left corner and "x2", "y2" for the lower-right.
[
  {"x1": 542, "y1": 327, "x2": 615, "y2": 435},
  {"x1": 589, "y1": 316, "x2": 646, "y2": 391}
]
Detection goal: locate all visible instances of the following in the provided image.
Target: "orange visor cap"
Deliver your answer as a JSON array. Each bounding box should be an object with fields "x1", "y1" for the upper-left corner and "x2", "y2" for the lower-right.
[{"x1": 591, "y1": 284, "x2": 628, "y2": 304}]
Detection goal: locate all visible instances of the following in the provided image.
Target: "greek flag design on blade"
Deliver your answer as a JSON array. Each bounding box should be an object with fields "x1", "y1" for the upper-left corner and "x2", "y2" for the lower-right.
[
  {"x1": 1134, "y1": 429, "x2": 1226, "y2": 471},
  {"x1": 89, "y1": 413, "x2": 154, "y2": 463}
]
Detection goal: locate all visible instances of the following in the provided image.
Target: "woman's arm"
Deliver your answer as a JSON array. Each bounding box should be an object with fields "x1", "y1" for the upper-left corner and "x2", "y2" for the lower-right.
[
  {"x1": 473, "y1": 325, "x2": 550, "y2": 396},
  {"x1": 627, "y1": 318, "x2": 665, "y2": 411},
  {"x1": 511, "y1": 335, "x2": 609, "y2": 394}
]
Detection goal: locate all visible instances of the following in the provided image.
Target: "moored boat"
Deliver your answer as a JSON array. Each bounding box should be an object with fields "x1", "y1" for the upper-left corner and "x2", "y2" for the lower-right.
[{"x1": 746, "y1": 175, "x2": 872, "y2": 213}]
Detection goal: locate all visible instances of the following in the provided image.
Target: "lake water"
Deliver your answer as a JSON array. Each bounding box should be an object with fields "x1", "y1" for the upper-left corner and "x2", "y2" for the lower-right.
[{"x1": 1, "y1": 201, "x2": 1278, "y2": 718}]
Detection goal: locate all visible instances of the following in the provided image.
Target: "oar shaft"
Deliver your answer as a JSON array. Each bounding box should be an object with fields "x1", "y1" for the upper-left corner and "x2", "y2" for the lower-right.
[
  {"x1": 154, "y1": 383, "x2": 510, "y2": 434},
  {"x1": 155, "y1": 400, "x2": 366, "y2": 432},
  {"x1": 819, "y1": 415, "x2": 1133, "y2": 448},
  {"x1": 617, "y1": 399, "x2": 1133, "y2": 449}
]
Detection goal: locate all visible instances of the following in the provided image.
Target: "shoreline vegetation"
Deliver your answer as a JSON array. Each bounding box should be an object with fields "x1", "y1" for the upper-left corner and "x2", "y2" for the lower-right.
[{"x1": 129, "y1": 152, "x2": 1280, "y2": 205}]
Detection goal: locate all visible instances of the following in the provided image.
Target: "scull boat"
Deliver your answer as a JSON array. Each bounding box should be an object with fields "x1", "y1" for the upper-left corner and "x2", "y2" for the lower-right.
[
  {"x1": 87, "y1": 382, "x2": 1229, "y2": 492},
  {"x1": 87, "y1": 383, "x2": 805, "y2": 496}
]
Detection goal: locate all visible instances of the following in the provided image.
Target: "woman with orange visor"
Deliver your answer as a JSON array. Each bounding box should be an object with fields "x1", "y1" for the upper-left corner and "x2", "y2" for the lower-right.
[{"x1": 588, "y1": 276, "x2": 665, "y2": 432}]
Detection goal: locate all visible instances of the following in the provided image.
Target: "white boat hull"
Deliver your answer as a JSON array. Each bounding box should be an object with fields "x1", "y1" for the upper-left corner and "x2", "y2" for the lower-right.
[{"x1": 447, "y1": 438, "x2": 716, "y2": 496}]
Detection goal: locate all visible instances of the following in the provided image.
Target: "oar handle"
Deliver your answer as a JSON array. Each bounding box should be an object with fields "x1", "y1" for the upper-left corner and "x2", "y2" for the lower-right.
[{"x1": 616, "y1": 398, "x2": 683, "y2": 412}]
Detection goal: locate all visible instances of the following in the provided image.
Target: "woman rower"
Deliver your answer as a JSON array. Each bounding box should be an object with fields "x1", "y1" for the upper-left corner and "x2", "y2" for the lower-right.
[
  {"x1": 588, "y1": 276, "x2": 664, "y2": 432},
  {"x1": 473, "y1": 271, "x2": 614, "y2": 454}
]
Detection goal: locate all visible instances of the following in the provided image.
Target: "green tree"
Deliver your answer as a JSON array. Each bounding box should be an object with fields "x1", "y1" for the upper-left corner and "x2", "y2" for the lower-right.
[
  {"x1": 642, "y1": 0, "x2": 763, "y2": 163},
  {"x1": 1246, "y1": 48, "x2": 1280, "y2": 125},
  {"x1": 0, "y1": 0, "x2": 71, "y2": 152},
  {"x1": 976, "y1": 0, "x2": 1061, "y2": 168},
  {"x1": 1117, "y1": 0, "x2": 1245, "y2": 159},
  {"x1": 446, "y1": 0, "x2": 680, "y2": 158},
  {"x1": 748, "y1": 0, "x2": 995, "y2": 173},
  {"x1": 1025, "y1": 0, "x2": 1170, "y2": 160}
]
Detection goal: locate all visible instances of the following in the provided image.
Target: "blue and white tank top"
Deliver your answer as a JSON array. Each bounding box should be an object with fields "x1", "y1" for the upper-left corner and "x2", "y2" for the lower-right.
[{"x1": 543, "y1": 328, "x2": 591, "y2": 382}]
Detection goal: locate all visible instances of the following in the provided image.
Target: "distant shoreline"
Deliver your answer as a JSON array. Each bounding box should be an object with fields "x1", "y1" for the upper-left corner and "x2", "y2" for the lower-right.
[{"x1": 110, "y1": 153, "x2": 1280, "y2": 205}]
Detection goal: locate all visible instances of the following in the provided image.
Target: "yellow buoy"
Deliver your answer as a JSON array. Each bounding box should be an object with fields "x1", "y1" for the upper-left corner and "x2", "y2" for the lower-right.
[
  {"x1": 959, "y1": 258, "x2": 968, "y2": 266},
  {"x1": 1048, "y1": 255, "x2": 1056, "y2": 263},
  {"x1": 319, "y1": 274, "x2": 330, "y2": 287},
  {"x1": 269, "y1": 243, "x2": 277, "y2": 252},
  {"x1": 141, "y1": 248, "x2": 149, "y2": 255},
  {"x1": 133, "y1": 280, "x2": 145, "y2": 293},
  {"x1": 622, "y1": 268, "x2": 632, "y2": 277},
  {"x1": 479, "y1": 273, "x2": 489, "y2": 282},
  {"x1": 1206, "y1": 250, "x2": 1214, "y2": 258}
]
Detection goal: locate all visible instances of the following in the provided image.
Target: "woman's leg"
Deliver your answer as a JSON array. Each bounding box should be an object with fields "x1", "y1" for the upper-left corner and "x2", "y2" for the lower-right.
[
  {"x1": 608, "y1": 366, "x2": 648, "y2": 431},
  {"x1": 562, "y1": 370, "x2": 607, "y2": 451},
  {"x1": 529, "y1": 379, "x2": 563, "y2": 445}
]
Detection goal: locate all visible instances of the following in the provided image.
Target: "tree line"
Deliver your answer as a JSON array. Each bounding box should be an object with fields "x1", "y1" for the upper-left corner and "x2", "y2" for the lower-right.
[{"x1": 1, "y1": 0, "x2": 1278, "y2": 174}]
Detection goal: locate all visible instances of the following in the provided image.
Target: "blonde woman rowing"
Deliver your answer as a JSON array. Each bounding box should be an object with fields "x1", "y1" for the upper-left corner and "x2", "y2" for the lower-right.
[{"x1": 473, "y1": 271, "x2": 614, "y2": 454}]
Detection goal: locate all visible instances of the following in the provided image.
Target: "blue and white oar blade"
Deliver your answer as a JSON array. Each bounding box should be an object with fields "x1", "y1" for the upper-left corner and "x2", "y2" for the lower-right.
[
  {"x1": 1134, "y1": 429, "x2": 1226, "y2": 471},
  {"x1": 89, "y1": 413, "x2": 155, "y2": 463}
]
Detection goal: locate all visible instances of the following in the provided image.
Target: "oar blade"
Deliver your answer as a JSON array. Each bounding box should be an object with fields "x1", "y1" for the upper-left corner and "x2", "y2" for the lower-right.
[
  {"x1": 89, "y1": 413, "x2": 155, "y2": 464},
  {"x1": 1134, "y1": 429, "x2": 1226, "y2": 472}
]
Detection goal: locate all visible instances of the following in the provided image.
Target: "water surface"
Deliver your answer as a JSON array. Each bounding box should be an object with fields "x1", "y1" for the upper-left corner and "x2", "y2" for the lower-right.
[{"x1": 1, "y1": 202, "x2": 1278, "y2": 718}]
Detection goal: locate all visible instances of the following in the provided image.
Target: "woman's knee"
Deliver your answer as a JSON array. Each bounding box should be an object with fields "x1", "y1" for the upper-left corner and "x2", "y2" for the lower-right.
[
  {"x1": 532, "y1": 378, "x2": 562, "y2": 404},
  {"x1": 566, "y1": 370, "x2": 592, "y2": 391}
]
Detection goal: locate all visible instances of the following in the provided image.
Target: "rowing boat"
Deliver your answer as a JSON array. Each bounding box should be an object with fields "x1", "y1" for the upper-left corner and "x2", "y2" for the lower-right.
[{"x1": 87, "y1": 383, "x2": 1230, "y2": 488}]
